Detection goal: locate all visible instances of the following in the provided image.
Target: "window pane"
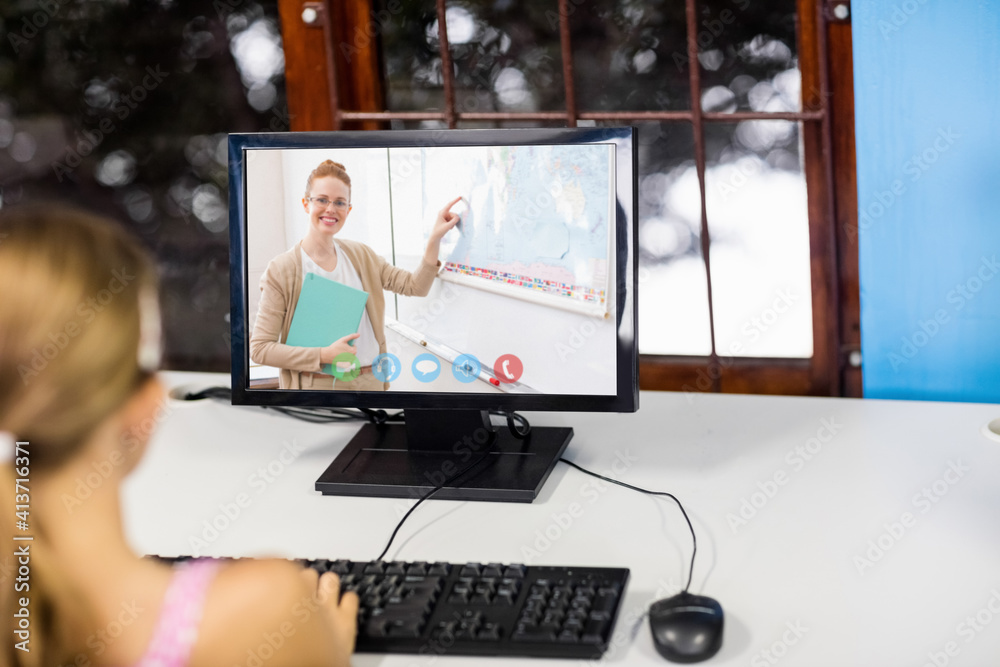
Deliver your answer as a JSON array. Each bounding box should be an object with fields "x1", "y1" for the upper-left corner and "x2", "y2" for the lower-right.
[
  {"x1": 615, "y1": 122, "x2": 712, "y2": 356},
  {"x1": 570, "y1": 1, "x2": 691, "y2": 112},
  {"x1": 447, "y1": 0, "x2": 566, "y2": 114},
  {"x1": 381, "y1": 1, "x2": 566, "y2": 114},
  {"x1": 380, "y1": 2, "x2": 444, "y2": 111},
  {"x1": 0, "y1": 2, "x2": 287, "y2": 370},
  {"x1": 703, "y1": 122, "x2": 813, "y2": 358},
  {"x1": 697, "y1": 0, "x2": 800, "y2": 114}
]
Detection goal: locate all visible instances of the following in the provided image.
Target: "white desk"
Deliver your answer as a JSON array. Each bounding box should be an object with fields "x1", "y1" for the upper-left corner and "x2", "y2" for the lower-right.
[{"x1": 124, "y1": 372, "x2": 1000, "y2": 666}]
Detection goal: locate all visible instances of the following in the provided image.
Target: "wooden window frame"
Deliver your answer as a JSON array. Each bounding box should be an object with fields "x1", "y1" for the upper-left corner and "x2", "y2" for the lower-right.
[{"x1": 277, "y1": 0, "x2": 861, "y2": 397}]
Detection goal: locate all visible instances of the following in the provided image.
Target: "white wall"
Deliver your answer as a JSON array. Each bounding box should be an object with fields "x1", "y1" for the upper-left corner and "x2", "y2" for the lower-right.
[{"x1": 246, "y1": 149, "x2": 286, "y2": 330}]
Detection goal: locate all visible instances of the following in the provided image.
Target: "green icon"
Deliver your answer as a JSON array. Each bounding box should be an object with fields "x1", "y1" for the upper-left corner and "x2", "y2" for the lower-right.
[{"x1": 331, "y1": 352, "x2": 361, "y2": 381}]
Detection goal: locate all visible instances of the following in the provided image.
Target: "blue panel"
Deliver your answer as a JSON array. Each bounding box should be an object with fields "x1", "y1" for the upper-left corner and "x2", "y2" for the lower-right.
[{"x1": 853, "y1": 0, "x2": 1000, "y2": 402}]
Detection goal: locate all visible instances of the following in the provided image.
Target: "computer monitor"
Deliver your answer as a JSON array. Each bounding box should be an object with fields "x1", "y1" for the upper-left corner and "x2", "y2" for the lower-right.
[{"x1": 229, "y1": 127, "x2": 637, "y2": 503}]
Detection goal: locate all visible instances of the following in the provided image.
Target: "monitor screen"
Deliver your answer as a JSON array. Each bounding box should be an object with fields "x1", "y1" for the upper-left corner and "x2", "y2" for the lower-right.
[{"x1": 229, "y1": 127, "x2": 637, "y2": 414}]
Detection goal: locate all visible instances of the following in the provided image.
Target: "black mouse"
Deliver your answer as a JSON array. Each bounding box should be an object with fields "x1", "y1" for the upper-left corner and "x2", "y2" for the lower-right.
[{"x1": 648, "y1": 592, "x2": 724, "y2": 663}]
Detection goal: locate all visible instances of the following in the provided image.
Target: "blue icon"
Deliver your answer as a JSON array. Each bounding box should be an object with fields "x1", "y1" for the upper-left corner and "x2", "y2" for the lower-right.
[
  {"x1": 452, "y1": 354, "x2": 482, "y2": 383},
  {"x1": 372, "y1": 353, "x2": 401, "y2": 383},
  {"x1": 412, "y1": 353, "x2": 441, "y2": 382}
]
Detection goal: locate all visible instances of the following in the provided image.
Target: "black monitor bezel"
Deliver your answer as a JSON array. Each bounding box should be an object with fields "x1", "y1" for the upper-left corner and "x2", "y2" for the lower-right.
[{"x1": 229, "y1": 127, "x2": 638, "y2": 412}]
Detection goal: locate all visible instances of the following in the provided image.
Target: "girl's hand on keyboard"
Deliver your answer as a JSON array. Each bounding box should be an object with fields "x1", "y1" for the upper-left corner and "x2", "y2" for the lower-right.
[{"x1": 302, "y1": 568, "x2": 360, "y2": 662}]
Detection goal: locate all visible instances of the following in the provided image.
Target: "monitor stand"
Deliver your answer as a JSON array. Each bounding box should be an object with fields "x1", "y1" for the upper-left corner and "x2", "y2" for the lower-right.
[{"x1": 315, "y1": 409, "x2": 572, "y2": 503}]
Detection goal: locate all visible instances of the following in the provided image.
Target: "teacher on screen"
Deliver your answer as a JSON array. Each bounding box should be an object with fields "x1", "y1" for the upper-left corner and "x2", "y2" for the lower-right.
[{"x1": 250, "y1": 159, "x2": 461, "y2": 390}]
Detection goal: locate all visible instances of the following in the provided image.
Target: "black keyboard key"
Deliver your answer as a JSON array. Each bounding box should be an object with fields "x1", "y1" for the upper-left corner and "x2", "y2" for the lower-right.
[
  {"x1": 496, "y1": 589, "x2": 517, "y2": 605},
  {"x1": 428, "y1": 562, "x2": 451, "y2": 576},
  {"x1": 386, "y1": 618, "x2": 424, "y2": 638},
  {"x1": 482, "y1": 563, "x2": 504, "y2": 578},
  {"x1": 582, "y1": 616, "x2": 610, "y2": 644},
  {"x1": 558, "y1": 629, "x2": 581, "y2": 643},
  {"x1": 478, "y1": 622, "x2": 501, "y2": 640},
  {"x1": 385, "y1": 562, "x2": 406, "y2": 575},
  {"x1": 592, "y1": 592, "x2": 618, "y2": 617},
  {"x1": 406, "y1": 562, "x2": 428, "y2": 576},
  {"x1": 541, "y1": 614, "x2": 563, "y2": 632},
  {"x1": 513, "y1": 624, "x2": 557, "y2": 642},
  {"x1": 329, "y1": 559, "x2": 352, "y2": 575},
  {"x1": 503, "y1": 564, "x2": 526, "y2": 578},
  {"x1": 363, "y1": 562, "x2": 386, "y2": 575},
  {"x1": 460, "y1": 563, "x2": 482, "y2": 577}
]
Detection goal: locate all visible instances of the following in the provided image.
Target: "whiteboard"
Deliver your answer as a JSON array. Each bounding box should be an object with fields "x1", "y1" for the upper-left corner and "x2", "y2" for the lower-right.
[{"x1": 388, "y1": 145, "x2": 616, "y2": 318}]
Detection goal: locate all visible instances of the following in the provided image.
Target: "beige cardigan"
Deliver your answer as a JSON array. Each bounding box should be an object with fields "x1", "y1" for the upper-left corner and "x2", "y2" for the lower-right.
[{"x1": 249, "y1": 239, "x2": 440, "y2": 389}]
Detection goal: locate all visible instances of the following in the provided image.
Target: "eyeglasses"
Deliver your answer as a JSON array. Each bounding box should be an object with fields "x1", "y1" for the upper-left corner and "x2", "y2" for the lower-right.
[{"x1": 307, "y1": 197, "x2": 350, "y2": 211}]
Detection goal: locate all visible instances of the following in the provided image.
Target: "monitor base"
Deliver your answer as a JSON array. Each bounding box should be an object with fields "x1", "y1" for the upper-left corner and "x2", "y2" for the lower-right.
[{"x1": 315, "y1": 422, "x2": 573, "y2": 503}]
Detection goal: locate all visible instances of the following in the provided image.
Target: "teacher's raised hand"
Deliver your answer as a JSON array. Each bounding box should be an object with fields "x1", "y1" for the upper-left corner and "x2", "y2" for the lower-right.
[{"x1": 424, "y1": 196, "x2": 464, "y2": 265}]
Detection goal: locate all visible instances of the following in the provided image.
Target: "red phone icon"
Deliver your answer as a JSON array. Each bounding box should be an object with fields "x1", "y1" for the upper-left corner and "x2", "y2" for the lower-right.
[{"x1": 493, "y1": 354, "x2": 523, "y2": 383}]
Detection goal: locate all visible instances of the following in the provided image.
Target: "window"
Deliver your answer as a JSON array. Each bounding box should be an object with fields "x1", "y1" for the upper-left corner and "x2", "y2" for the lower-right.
[
  {"x1": 278, "y1": 0, "x2": 860, "y2": 395},
  {"x1": 1, "y1": 1, "x2": 289, "y2": 371}
]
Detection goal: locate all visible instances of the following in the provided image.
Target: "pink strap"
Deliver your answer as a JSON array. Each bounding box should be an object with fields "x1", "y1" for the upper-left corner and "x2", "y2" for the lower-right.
[{"x1": 133, "y1": 559, "x2": 223, "y2": 667}]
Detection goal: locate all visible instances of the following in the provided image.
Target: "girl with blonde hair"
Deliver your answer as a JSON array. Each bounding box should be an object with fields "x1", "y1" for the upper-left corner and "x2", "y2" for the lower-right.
[{"x1": 0, "y1": 206, "x2": 357, "y2": 667}]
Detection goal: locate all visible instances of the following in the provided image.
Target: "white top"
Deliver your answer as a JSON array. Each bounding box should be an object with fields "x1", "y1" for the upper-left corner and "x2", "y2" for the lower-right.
[{"x1": 301, "y1": 243, "x2": 379, "y2": 366}]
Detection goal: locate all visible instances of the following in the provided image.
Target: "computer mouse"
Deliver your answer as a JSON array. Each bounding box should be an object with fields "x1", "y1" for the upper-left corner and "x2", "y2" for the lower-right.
[{"x1": 648, "y1": 592, "x2": 724, "y2": 663}]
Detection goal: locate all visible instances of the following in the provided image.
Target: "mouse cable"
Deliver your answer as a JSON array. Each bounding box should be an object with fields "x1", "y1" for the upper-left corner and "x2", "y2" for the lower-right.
[
  {"x1": 376, "y1": 429, "x2": 500, "y2": 562},
  {"x1": 558, "y1": 457, "x2": 697, "y2": 595},
  {"x1": 375, "y1": 412, "x2": 530, "y2": 561}
]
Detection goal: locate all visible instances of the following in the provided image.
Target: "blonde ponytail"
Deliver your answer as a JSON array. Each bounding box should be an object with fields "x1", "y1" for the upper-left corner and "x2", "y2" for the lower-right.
[{"x1": 0, "y1": 205, "x2": 159, "y2": 666}]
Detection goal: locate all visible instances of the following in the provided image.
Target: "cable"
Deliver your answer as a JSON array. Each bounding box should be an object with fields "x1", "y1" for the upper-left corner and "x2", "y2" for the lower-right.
[
  {"x1": 179, "y1": 391, "x2": 533, "y2": 562},
  {"x1": 502, "y1": 410, "x2": 531, "y2": 439},
  {"x1": 558, "y1": 457, "x2": 698, "y2": 595},
  {"x1": 376, "y1": 428, "x2": 499, "y2": 561},
  {"x1": 178, "y1": 386, "x2": 401, "y2": 424},
  {"x1": 182, "y1": 386, "x2": 232, "y2": 401}
]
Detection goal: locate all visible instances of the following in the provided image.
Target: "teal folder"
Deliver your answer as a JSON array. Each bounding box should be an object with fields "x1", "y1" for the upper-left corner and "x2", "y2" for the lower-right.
[{"x1": 285, "y1": 273, "x2": 369, "y2": 374}]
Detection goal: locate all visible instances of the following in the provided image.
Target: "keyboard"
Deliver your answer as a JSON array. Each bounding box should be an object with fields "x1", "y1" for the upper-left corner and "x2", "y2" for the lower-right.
[{"x1": 155, "y1": 556, "x2": 629, "y2": 659}]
